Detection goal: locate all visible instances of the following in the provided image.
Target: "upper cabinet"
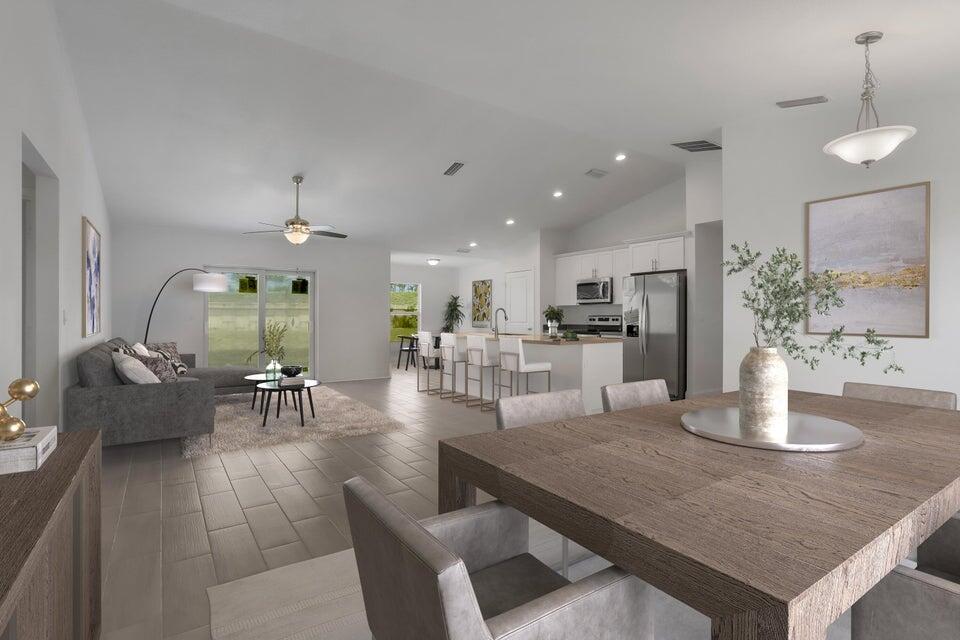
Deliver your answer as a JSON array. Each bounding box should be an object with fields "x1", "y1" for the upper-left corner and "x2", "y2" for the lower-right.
[
  {"x1": 630, "y1": 237, "x2": 685, "y2": 273},
  {"x1": 577, "y1": 251, "x2": 613, "y2": 279}
]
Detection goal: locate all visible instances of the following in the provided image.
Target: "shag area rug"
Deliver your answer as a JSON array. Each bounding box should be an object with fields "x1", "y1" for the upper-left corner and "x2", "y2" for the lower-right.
[{"x1": 181, "y1": 387, "x2": 403, "y2": 458}]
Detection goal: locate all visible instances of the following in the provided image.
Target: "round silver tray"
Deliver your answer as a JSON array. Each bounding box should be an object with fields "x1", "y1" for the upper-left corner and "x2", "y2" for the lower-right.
[{"x1": 680, "y1": 406, "x2": 863, "y2": 452}]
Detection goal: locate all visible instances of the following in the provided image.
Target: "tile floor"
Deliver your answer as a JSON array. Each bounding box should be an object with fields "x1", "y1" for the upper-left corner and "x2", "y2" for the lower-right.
[{"x1": 100, "y1": 366, "x2": 496, "y2": 639}]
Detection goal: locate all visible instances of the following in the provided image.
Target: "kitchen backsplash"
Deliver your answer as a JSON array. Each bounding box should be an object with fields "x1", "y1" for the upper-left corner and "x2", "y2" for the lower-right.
[{"x1": 557, "y1": 304, "x2": 622, "y2": 325}]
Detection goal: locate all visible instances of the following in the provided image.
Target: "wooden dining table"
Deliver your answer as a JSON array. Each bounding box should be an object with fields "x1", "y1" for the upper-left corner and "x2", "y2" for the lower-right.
[{"x1": 438, "y1": 391, "x2": 960, "y2": 640}]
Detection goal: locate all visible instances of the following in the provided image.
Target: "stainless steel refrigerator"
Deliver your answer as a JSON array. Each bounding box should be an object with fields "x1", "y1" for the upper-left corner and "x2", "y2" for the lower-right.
[{"x1": 622, "y1": 269, "x2": 686, "y2": 400}]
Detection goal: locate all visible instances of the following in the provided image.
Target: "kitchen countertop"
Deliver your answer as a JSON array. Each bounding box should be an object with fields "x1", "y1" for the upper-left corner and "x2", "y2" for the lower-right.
[{"x1": 453, "y1": 332, "x2": 621, "y2": 345}]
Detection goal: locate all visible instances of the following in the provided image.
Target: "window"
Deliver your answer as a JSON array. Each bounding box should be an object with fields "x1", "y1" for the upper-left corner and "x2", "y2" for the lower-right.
[
  {"x1": 390, "y1": 282, "x2": 420, "y2": 342},
  {"x1": 206, "y1": 269, "x2": 314, "y2": 372}
]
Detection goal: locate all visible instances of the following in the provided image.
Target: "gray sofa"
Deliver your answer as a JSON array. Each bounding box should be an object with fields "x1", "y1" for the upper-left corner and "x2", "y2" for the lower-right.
[{"x1": 64, "y1": 338, "x2": 260, "y2": 446}]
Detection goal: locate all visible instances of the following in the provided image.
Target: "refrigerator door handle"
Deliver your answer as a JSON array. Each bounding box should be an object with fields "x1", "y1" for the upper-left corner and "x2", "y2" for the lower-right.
[
  {"x1": 639, "y1": 292, "x2": 647, "y2": 355},
  {"x1": 642, "y1": 292, "x2": 650, "y2": 355}
]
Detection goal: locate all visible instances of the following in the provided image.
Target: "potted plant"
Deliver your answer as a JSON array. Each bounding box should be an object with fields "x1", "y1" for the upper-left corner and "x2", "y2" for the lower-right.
[
  {"x1": 724, "y1": 243, "x2": 901, "y2": 436},
  {"x1": 440, "y1": 295, "x2": 465, "y2": 333},
  {"x1": 247, "y1": 320, "x2": 288, "y2": 380},
  {"x1": 543, "y1": 305, "x2": 564, "y2": 338}
]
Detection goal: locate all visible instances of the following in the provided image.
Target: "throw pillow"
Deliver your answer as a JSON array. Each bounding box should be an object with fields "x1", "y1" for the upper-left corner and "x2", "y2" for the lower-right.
[
  {"x1": 146, "y1": 342, "x2": 188, "y2": 375},
  {"x1": 114, "y1": 343, "x2": 139, "y2": 357},
  {"x1": 133, "y1": 354, "x2": 178, "y2": 382},
  {"x1": 112, "y1": 352, "x2": 161, "y2": 384},
  {"x1": 131, "y1": 342, "x2": 151, "y2": 357}
]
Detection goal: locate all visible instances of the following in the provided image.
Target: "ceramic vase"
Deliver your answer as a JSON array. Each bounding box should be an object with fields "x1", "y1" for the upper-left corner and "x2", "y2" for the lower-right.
[
  {"x1": 266, "y1": 359, "x2": 282, "y2": 381},
  {"x1": 739, "y1": 347, "x2": 788, "y2": 438}
]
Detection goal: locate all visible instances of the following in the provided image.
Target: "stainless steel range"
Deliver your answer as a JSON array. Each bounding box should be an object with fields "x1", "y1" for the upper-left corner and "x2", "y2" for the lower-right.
[{"x1": 581, "y1": 315, "x2": 623, "y2": 338}]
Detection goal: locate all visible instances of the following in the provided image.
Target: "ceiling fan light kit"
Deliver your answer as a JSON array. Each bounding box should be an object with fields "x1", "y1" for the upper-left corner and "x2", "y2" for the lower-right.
[
  {"x1": 823, "y1": 31, "x2": 916, "y2": 167},
  {"x1": 243, "y1": 175, "x2": 347, "y2": 244}
]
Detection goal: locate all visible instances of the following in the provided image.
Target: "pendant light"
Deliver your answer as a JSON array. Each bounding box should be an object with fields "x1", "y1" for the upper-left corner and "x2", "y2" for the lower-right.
[{"x1": 823, "y1": 32, "x2": 915, "y2": 167}]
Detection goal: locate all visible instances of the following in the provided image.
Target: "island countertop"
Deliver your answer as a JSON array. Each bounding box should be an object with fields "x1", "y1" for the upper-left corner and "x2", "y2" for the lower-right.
[{"x1": 453, "y1": 333, "x2": 621, "y2": 345}]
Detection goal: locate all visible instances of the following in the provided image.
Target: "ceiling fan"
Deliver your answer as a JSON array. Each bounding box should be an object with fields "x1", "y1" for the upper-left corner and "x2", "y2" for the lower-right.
[{"x1": 243, "y1": 175, "x2": 347, "y2": 245}]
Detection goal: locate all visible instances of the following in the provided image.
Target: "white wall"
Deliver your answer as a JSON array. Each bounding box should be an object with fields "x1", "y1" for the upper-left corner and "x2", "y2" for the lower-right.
[
  {"x1": 111, "y1": 223, "x2": 390, "y2": 383},
  {"x1": 458, "y1": 232, "x2": 542, "y2": 332},
  {"x1": 690, "y1": 220, "x2": 723, "y2": 395},
  {"x1": 723, "y1": 97, "x2": 959, "y2": 395},
  {"x1": 563, "y1": 179, "x2": 685, "y2": 252},
  {"x1": 1, "y1": 0, "x2": 112, "y2": 425}
]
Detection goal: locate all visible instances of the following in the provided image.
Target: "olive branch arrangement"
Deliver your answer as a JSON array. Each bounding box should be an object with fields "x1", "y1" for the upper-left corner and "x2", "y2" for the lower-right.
[
  {"x1": 246, "y1": 320, "x2": 289, "y2": 364},
  {"x1": 723, "y1": 242, "x2": 902, "y2": 373}
]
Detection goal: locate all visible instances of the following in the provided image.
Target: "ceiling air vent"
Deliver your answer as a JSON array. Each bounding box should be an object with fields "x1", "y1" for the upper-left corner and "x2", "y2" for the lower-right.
[
  {"x1": 671, "y1": 140, "x2": 722, "y2": 152},
  {"x1": 776, "y1": 96, "x2": 828, "y2": 109},
  {"x1": 443, "y1": 162, "x2": 465, "y2": 176},
  {"x1": 584, "y1": 168, "x2": 609, "y2": 179},
  {"x1": 456, "y1": 248, "x2": 471, "y2": 254}
]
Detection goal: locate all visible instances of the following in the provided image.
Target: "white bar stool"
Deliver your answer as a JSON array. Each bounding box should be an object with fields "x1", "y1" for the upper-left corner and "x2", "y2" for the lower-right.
[
  {"x1": 439, "y1": 333, "x2": 467, "y2": 402},
  {"x1": 416, "y1": 331, "x2": 441, "y2": 394},
  {"x1": 498, "y1": 336, "x2": 551, "y2": 396},
  {"x1": 465, "y1": 335, "x2": 498, "y2": 411}
]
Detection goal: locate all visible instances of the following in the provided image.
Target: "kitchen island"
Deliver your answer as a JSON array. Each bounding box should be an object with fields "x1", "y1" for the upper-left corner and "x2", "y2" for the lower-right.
[{"x1": 451, "y1": 334, "x2": 622, "y2": 413}]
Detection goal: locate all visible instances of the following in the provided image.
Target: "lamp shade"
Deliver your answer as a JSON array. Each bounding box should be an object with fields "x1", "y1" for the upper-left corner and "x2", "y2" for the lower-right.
[
  {"x1": 823, "y1": 125, "x2": 916, "y2": 167},
  {"x1": 193, "y1": 272, "x2": 229, "y2": 293}
]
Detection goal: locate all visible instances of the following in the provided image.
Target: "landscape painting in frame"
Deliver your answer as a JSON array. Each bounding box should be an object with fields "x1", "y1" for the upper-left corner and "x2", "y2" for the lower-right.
[
  {"x1": 82, "y1": 216, "x2": 102, "y2": 337},
  {"x1": 471, "y1": 279, "x2": 492, "y2": 328},
  {"x1": 806, "y1": 182, "x2": 929, "y2": 338}
]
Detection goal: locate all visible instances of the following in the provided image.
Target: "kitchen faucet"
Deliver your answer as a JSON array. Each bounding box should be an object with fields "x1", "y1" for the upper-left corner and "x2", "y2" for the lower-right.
[{"x1": 494, "y1": 307, "x2": 508, "y2": 338}]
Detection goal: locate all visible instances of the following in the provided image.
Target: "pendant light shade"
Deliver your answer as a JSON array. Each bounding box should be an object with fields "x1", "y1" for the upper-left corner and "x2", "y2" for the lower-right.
[
  {"x1": 824, "y1": 32, "x2": 915, "y2": 167},
  {"x1": 823, "y1": 125, "x2": 916, "y2": 167}
]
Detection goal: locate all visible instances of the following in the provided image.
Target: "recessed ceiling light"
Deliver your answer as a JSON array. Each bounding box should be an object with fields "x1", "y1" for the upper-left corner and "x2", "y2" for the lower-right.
[
  {"x1": 426, "y1": 258, "x2": 440, "y2": 266},
  {"x1": 469, "y1": 241, "x2": 478, "y2": 247},
  {"x1": 505, "y1": 218, "x2": 515, "y2": 225},
  {"x1": 615, "y1": 153, "x2": 627, "y2": 162},
  {"x1": 553, "y1": 191, "x2": 563, "y2": 198}
]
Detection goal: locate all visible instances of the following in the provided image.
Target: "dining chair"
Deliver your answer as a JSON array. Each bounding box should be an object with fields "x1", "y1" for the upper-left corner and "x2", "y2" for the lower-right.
[
  {"x1": 601, "y1": 379, "x2": 670, "y2": 412},
  {"x1": 465, "y1": 335, "x2": 498, "y2": 411},
  {"x1": 842, "y1": 381, "x2": 957, "y2": 410},
  {"x1": 847, "y1": 381, "x2": 960, "y2": 639},
  {"x1": 498, "y1": 336, "x2": 551, "y2": 397},
  {"x1": 416, "y1": 331, "x2": 440, "y2": 394},
  {"x1": 496, "y1": 389, "x2": 585, "y2": 578},
  {"x1": 439, "y1": 332, "x2": 467, "y2": 402},
  {"x1": 343, "y1": 476, "x2": 652, "y2": 640}
]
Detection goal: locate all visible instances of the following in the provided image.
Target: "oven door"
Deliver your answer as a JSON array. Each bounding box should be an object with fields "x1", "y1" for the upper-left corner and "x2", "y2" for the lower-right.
[{"x1": 576, "y1": 279, "x2": 611, "y2": 304}]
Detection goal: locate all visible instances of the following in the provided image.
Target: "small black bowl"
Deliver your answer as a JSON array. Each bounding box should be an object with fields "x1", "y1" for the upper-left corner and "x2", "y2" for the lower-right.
[{"x1": 280, "y1": 365, "x2": 303, "y2": 378}]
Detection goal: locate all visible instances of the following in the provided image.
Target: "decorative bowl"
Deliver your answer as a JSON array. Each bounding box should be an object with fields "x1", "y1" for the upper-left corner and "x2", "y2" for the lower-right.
[{"x1": 280, "y1": 365, "x2": 303, "y2": 378}]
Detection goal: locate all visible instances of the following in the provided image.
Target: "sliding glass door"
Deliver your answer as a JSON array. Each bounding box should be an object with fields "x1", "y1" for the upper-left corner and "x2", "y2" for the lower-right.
[{"x1": 206, "y1": 268, "x2": 314, "y2": 373}]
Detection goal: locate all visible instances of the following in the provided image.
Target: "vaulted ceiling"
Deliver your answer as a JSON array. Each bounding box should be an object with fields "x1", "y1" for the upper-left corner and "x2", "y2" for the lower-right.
[{"x1": 54, "y1": 0, "x2": 960, "y2": 258}]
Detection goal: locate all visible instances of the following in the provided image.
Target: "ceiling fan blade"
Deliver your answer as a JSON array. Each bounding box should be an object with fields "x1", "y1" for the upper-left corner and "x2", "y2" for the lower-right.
[
  {"x1": 311, "y1": 230, "x2": 348, "y2": 239},
  {"x1": 243, "y1": 230, "x2": 284, "y2": 234},
  {"x1": 258, "y1": 221, "x2": 285, "y2": 228}
]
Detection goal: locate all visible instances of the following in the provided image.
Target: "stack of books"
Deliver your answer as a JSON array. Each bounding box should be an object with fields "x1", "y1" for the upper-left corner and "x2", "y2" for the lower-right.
[
  {"x1": 279, "y1": 377, "x2": 305, "y2": 390},
  {"x1": 0, "y1": 426, "x2": 57, "y2": 475}
]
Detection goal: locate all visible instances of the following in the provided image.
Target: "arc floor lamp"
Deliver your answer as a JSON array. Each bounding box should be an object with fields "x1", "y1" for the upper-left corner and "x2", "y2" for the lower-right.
[{"x1": 143, "y1": 268, "x2": 228, "y2": 343}]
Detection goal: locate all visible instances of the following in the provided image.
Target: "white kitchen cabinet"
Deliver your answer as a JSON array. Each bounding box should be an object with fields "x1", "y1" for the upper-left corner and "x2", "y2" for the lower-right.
[
  {"x1": 576, "y1": 251, "x2": 612, "y2": 279},
  {"x1": 612, "y1": 248, "x2": 631, "y2": 303},
  {"x1": 630, "y1": 237, "x2": 685, "y2": 272},
  {"x1": 554, "y1": 255, "x2": 579, "y2": 306}
]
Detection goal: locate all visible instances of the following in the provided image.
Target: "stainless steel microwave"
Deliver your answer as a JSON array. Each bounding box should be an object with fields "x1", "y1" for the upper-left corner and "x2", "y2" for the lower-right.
[{"x1": 576, "y1": 277, "x2": 613, "y2": 304}]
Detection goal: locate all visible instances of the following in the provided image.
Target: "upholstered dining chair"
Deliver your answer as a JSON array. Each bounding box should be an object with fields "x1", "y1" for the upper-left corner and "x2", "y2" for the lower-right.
[
  {"x1": 496, "y1": 389, "x2": 586, "y2": 578},
  {"x1": 847, "y1": 382, "x2": 960, "y2": 639},
  {"x1": 601, "y1": 379, "x2": 670, "y2": 412},
  {"x1": 343, "y1": 476, "x2": 652, "y2": 640}
]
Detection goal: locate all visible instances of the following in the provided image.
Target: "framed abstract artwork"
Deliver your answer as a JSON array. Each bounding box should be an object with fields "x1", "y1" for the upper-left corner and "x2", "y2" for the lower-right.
[
  {"x1": 82, "y1": 216, "x2": 102, "y2": 337},
  {"x1": 805, "y1": 182, "x2": 929, "y2": 338},
  {"x1": 471, "y1": 279, "x2": 492, "y2": 328}
]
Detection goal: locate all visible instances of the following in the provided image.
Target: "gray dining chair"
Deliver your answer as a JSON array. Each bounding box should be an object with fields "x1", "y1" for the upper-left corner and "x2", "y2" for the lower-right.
[
  {"x1": 601, "y1": 379, "x2": 670, "y2": 412},
  {"x1": 496, "y1": 389, "x2": 585, "y2": 578},
  {"x1": 842, "y1": 381, "x2": 957, "y2": 410},
  {"x1": 847, "y1": 382, "x2": 960, "y2": 639},
  {"x1": 343, "y1": 476, "x2": 652, "y2": 640}
]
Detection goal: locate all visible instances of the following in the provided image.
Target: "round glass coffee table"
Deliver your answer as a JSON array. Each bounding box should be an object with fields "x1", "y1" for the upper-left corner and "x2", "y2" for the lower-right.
[
  {"x1": 244, "y1": 373, "x2": 276, "y2": 411},
  {"x1": 256, "y1": 379, "x2": 320, "y2": 428}
]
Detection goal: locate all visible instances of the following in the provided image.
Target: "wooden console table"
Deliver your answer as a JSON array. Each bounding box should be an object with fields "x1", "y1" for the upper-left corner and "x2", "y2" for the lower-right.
[{"x1": 0, "y1": 431, "x2": 101, "y2": 640}]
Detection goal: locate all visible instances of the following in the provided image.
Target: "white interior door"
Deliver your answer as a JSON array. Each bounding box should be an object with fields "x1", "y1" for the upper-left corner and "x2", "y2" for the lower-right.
[{"x1": 504, "y1": 270, "x2": 535, "y2": 334}]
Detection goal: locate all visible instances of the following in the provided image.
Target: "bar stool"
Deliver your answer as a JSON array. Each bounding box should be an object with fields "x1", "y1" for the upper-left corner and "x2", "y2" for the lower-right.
[
  {"x1": 439, "y1": 333, "x2": 467, "y2": 402},
  {"x1": 465, "y1": 335, "x2": 498, "y2": 411},
  {"x1": 498, "y1": 336, "x2": 551, "y2": 396},
  {"x1": 416, "y1": 331, "x2": 440, "y2": 394}
]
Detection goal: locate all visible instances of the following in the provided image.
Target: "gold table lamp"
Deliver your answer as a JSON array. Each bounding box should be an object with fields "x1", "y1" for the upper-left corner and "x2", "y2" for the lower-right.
[{"x1": 0, "y1": 379, "x2": 40, "y2": 442}]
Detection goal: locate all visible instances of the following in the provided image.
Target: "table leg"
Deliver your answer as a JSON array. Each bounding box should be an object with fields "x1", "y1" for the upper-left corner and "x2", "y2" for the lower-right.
[
  {"x1": 438, "y1": 446, "x2": 477, "y2": 513},
  {"x1": 298, "y1": 390, "x2": 305, "y2": 427},
  {"x1": 251, "y1": 387, "x2": 258, "y2": 410},
  {"x1": 711, "y1": 607, "x2": 789, "y2": 640},
  {"x1": 262, "y1": 392, "x2": 271, "y2": 428},
  {"x1": 276, "y1": 391, "x2": 282, "y2": 418},
  {"x1": 283, "y1": 390, "x2": 288, "y2": 406},
  {"x1": 292, "y1": 391, "x2": 297, "y2": 411},
  {"x1": 307, "y1": 387, "x2": 315, "y2": 418}
]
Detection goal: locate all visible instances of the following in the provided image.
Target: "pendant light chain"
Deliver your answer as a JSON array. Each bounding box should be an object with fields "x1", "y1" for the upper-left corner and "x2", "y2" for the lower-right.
[{"x1": 856, "y1": 41, "x2": 881, "y2": 131}]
